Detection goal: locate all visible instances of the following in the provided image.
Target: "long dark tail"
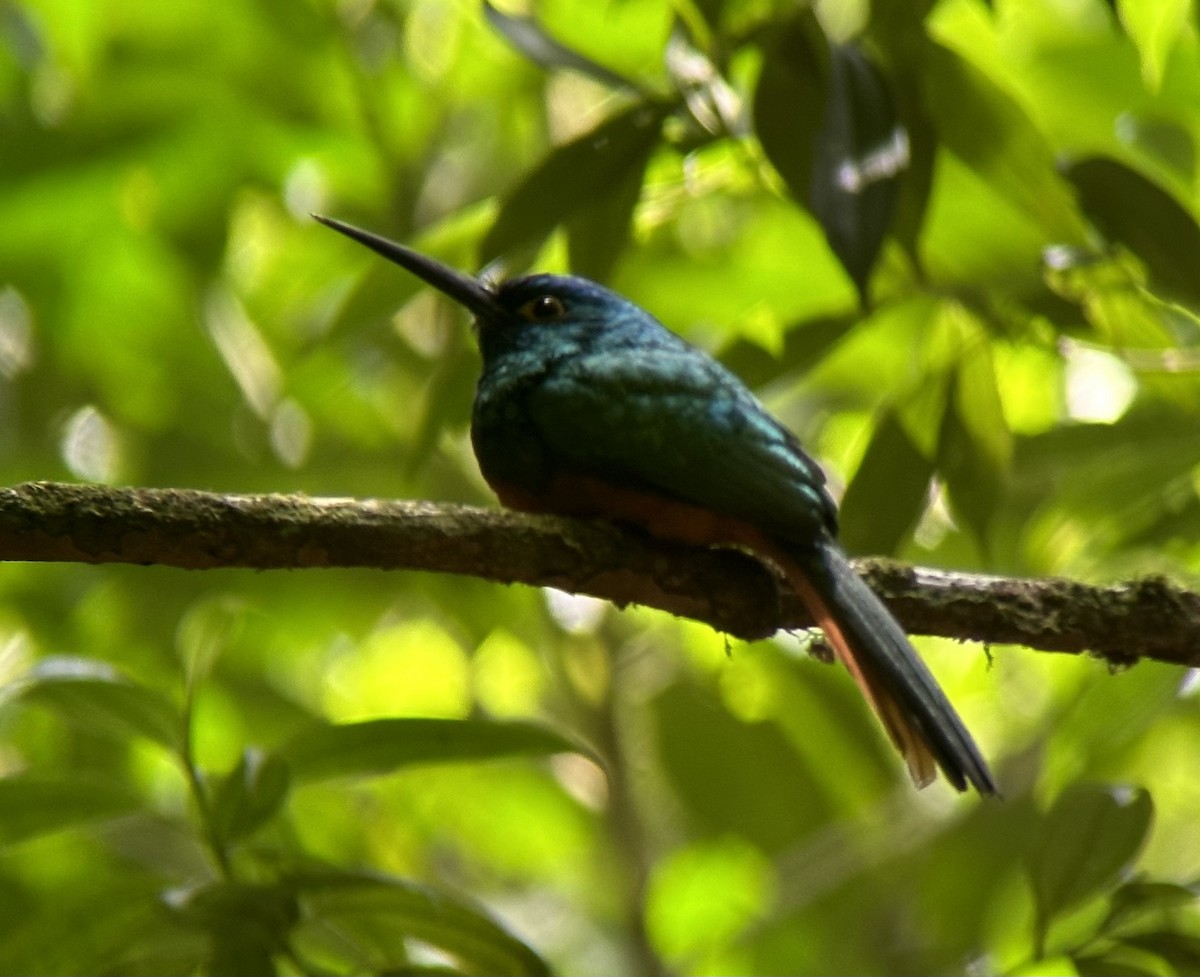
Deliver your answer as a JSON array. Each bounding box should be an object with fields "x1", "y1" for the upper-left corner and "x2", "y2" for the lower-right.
[{"x1": 782, "y1": 537, "x2": 997, "y2": 795}]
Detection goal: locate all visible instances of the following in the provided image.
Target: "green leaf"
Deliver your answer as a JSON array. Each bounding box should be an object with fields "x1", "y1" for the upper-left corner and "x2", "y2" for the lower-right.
[
  {"x1": 866, "y1": 0, "x2": 938, "y2": 269},
  {"x1": 293, "y1": 868, "x2": 551, "y2": 977},
  {"x1": 1045, "y1": 667, "x2": 1185, "y2": 793},
  {"x1": 403, "y1": 346, "x2": 479, "y2": 478},
  {"x1": 1030, "y1": 784, "x2": 1154, "y2": 951},
  {"x1": 1064, "y1": 156, "x2": 1200, "y2": 308},
  {"x1": 889, "y1": 93, "x2": 936, "y2": 273},
  {"x1": 1121, "y1": 930, "x2": 1200, "y2": 975},
  {"x1": 752, "y1": 14, "x2": 827, "y2": 231},
  {"x1": 652, "y1": 677, "x2": 841, "y2": 851},
  {"x1": 644, "y1": 838, "x2": 772, "y2": 965},
  {"x1": 1073, "y1": 950, "x2": 1164, "y2": 977},
  {"x1": 278, "y1": 717, "x2": 594, "y2": 783},
  {"x1": 479, "y1": 102, "x2": 667, "y2": 269},
  {"x1": 809, "y1": 42, "x2": 906, "y2": 303},
  {"x1": 211, "y1": 748, "x2": 291, "y2": 844},
  {"x1": 755, "y1": 21, "x2": 910, "y2": 299},
  {"x1": 921, "y1": 42, "x2": 1085, "y2": 243},
  {"x1": 839, "y1": 409, "x2": 935, "y2": 556},
  {"x1": 1014, "y1": 401, "x2": 1200, "y2": 521},
  {"x1": 1102, "y1": 880, "x2": 1199, "y2": 933},
  {"x1": 482, "y1": 1, "x2": 639, "y2": 92},
  {"x1": 7, "y1": 656, "x2": 184, "y2": 753},
  {"x1": 1118, "y1": 114, "x2": 1196, "y2": 183},
  {"x1": 1117, "y1": 0, "x2": 1191, "y2": 91},
  {"x1": 937, "y1": 323, "x2": 1012, "y2": 553},
  {"x1": 168, "y1": 881, "x2": 300, "y2": 977},
  {"x1": 565, "y1": 140, "x2": 648, "y2": 282},
  {"x1": 176, "y1": 595, "x2": 248, "y2": 692},
  {"x1": 719, "y1": 312, "x2": 858, "y2": 388},
  {"x1": 684, "y1": 0, "x2": 730, "y2": 35},
  {"x1": 0, "y1": 775, "x2": 142, "y2": 845}
]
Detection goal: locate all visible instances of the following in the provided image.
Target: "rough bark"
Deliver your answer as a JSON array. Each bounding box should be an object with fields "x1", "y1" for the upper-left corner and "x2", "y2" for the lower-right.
[{"x1": 1, "y1": 481, "x2": 1197, "y2": 667}]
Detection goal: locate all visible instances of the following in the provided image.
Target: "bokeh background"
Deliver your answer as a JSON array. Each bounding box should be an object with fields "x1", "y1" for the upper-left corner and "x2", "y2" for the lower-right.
[{"x1": 2, "y1": 0, "x2": 1200, "y2": 973}]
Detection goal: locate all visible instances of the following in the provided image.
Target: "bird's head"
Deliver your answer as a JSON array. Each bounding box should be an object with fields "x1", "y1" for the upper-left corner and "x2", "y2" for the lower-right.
[{"x1": 314, "y1": 215, "x2": 654, "y2": 362}]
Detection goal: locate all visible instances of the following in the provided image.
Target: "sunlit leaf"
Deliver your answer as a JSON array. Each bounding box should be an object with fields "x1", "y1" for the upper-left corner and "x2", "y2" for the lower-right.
[
  {"x1": 6, "y1": 657, "x2": 184, "y2": 753},
  {"x1": 719, "y1": 312, "x2": 858, "y2": 388},
  {"x1": 279, "y1": 717, "x2": 594, "y2": 782},
  {"x1": 0, "y1": 775, "x2": 142, "y2": 845},
  {"x1": 937, "y1": 326, "x2": 1012, "y2": 553},
  {"x1": 1030, "y1": 784, "x2": 1154, "y2": 949},
  {"x1": 293, "y1": 869, "x2": 551, "y2": 977},
  {"x1": 1117, "y1": 0, "x2": 1191, "y2": 91},
  {"x1": 177, "y1": 595, "x2": 248, "y2": 691},
  {"x1": 839, "y1": 409, "x2": 935, "y2": 556},
  {"x1": 1064, "y1": 156, "x2": 1200, "y2": 308},
  {"x1": 644, "y1": 838, "x2": 772, "y2": 967},
  {"x1": 1014, "y1": 402, "x2": 1200, "y2": 520},
  {"x1": 652, "y1": 677, "x2": 839, "y2": 851},
  {"x1": 1044, "y1": 666, "x2": 1185, "y2": 794},
  {"x1": 482, "y1": 1, "x2": 640, "y2": 91},
  {"x1": 480, "y1": 102, "x2": 667, "y2": 268},
  {"x1": 921, "y1": 42, "x2": 1085, "y2": 242}
]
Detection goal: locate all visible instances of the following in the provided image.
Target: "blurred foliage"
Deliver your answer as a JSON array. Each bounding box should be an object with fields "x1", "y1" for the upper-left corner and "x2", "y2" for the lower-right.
[{"x1": 3, "y1": 0, "x2": 1200, "y2": 973}]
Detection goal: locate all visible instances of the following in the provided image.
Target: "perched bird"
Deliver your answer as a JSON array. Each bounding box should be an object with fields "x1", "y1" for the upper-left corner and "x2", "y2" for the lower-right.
[{"x1": 316, "y1": 214, "x2": 996, "y2": 795}]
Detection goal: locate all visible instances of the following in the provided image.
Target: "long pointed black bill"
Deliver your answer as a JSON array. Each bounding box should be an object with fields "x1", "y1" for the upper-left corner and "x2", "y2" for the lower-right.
[{"x1": 313, "y1": 215, "x2": 500, "y2": 319}]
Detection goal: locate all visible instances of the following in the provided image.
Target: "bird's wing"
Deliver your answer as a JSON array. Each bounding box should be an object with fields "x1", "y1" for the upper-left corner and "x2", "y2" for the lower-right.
[{"x1": 526, "y1": 346, "x2": 837, "y2": 543}]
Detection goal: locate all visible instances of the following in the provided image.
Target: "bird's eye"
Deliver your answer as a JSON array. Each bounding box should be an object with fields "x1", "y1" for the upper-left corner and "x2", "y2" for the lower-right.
[{"x1": 519, "y1": 295, "x2": 566, "y2": 321}]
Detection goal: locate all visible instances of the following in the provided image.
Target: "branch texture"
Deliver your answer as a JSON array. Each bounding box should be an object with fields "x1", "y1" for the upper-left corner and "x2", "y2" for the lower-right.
[{"x1": 1, "y1": 481, "x2": 1197, "y2": 667}]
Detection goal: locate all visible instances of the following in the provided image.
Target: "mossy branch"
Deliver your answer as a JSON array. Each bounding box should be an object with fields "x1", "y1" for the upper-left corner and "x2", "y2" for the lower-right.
[{"x1": 1, "y1": 481, "x2": 1197, "y2": 667}]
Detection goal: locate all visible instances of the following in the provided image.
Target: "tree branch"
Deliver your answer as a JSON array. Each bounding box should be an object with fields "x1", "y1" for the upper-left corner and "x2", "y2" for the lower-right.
[{"x1": 1, "y1": 481, "x2": 1197, "y2": 667}]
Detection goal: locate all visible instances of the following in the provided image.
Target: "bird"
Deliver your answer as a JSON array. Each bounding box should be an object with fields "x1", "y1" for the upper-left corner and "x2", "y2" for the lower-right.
[{"x1": 315, "y1": 214, "x2": 997, "y2": 795}]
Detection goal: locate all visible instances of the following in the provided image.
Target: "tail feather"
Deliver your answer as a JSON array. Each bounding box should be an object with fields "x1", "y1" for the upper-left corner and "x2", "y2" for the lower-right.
[{"x1": 783, "y1": 539, "x2": 996, "y2": 795}]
